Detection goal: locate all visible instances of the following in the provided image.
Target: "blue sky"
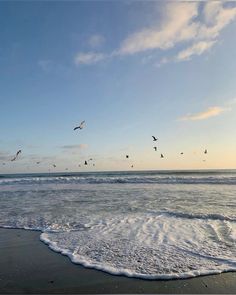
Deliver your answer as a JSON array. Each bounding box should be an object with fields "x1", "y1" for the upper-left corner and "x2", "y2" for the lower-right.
[{"x1": 1, "y1": 1, "x2": 236, "y2": 173}]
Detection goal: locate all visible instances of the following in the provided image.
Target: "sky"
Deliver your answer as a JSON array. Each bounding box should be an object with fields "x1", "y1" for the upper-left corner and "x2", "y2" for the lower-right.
[{"x1": 1, "y1": 0, "x2": 236, "y2": 173}]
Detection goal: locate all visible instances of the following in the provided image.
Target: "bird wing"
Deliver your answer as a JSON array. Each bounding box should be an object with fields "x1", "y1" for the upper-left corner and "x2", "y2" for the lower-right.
[
  {"x1": 79, "y1": 120, "x2": 85, "y2": 128},
  {"x1": 73, "y1": 126, "x2": 79, "y2": 130}
]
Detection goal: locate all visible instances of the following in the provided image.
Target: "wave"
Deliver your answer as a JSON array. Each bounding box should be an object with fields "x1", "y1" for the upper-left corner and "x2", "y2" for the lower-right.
[
  {"x1": 148, "y1": 210, "x2": 236, "y2": 222},
  {"x1": 1, "y1": 175, "x2": 236, "y2": 185}
]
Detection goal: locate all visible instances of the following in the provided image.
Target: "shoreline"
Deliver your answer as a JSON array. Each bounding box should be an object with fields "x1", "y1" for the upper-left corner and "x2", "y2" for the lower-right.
[{"x1": 1, "y1": 228, "x2": 236, "y2": 293}]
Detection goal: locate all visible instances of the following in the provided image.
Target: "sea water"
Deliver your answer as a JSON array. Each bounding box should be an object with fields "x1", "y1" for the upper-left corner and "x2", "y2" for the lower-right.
[{"x1": 1, "y1": 170, "x2": 236, "y2": 279}]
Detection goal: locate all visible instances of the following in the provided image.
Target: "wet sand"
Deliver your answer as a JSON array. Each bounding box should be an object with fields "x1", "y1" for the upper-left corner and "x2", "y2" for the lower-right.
[{"x1": 1, "y1": 228, "x2": 236, "y2": 294}]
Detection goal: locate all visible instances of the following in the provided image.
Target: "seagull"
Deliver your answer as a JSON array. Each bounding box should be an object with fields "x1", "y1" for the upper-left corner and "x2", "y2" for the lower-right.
[
  {"x1": 74, "y1": 120, "x2": 85, "y2": 131},
  {"x1": 84, "y1": 160, "x2": 88, "y2": 165},
  {"x1": 11, "y1": 150, "x2": 22, "y2": 161},
  {"x1": 161, "y1": 154, "x2": 164, "y2": 158},
  {"x1": 204, "y1": 149, "x2": 207, "y2": 154},
  {"x1": 153, "y1": 147, "x2": 157, "y2": 151},
  {"x1": 152, "y1": 136, "x2": 158, "y2": 141},
  {"x1": 126, "y1": 155, "x2": 129, "y2": 159}
]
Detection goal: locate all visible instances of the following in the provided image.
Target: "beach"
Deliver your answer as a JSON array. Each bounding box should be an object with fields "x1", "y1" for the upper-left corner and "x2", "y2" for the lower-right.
[{"x1": 1, "y1": 227, "x2": 236, "y2": 294}]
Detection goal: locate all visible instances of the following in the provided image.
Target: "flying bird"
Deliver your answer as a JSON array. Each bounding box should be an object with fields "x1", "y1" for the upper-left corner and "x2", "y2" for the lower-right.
[
  {"x1": 84, "y1": 161, "x2": 88, "y2": 165},
  {"x1": 153, "y1": 147, "x2": 157, "y2": 151},
  {"x1": 152, "y1": 136, "x2": 158, "y2": 141},
  {"x1": 126, "y1": 155, "x2": 129, "y2": 159},
  {"x1": 180, "y1": 152, "x2": 184, "y2": 155},
  {"x1": 52, "y1": 164, "x2": 56, "y2": 168},
  {"x1": 36, "y1": 162, "x2": 40, "y2": 164},
  {"x1": 131, "y1": 165, "x2": 134, "y2": 168},
  {"x1": 74, "y1": 120, "x2": 85, "y2": 131},
  {"x1": 161, "y1": 154, "x2": 164, "y2": 158},
  {"x1": 11, "y1": 150, "x2": 22, "y2": 161},
  {"x1": 204, "y1": 149, "x2": 207, "y2": 154}
]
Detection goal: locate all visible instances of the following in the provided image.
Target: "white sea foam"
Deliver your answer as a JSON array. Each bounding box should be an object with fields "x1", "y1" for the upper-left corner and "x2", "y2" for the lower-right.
[{"x1": 1, "y1": 171, "x2": 236, "y2": 279}]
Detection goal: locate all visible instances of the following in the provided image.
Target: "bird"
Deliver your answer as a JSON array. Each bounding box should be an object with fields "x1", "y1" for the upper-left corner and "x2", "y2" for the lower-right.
[
  {"x1": 152, "y1": 136, "x2": 158, "y2": 141},
  {"x1": 36, "y1": 162, "x2": 40, "y2": 164},
  {"x1": 153, "y1": 147, "x2": 157, "y2": 151},
  {"x1": 89, "y1": 158, "x2": 93, "y2": 161},
  {"x1": 180, "y1": 152, "x2": 184, "y2": 155},
  {"x1": 204, "y1": 149, "x2": 207, "y2": 154},
  {"x1": 161, "y1": 154, "x2": 164, "y2": 158},
  {"x1": 74, "y1": 120, "x2": 85, "y2": 131},
  {"x1": 131, "y1": 165, "x2": 134, "y2": 168},
  {"x1": 52, "y1": 164, "x2": 56, "y2": 168},
  {"x1": 11, "y1": 150, "x2": 22, "y2": 161},
  {"x1": 126, "y1": 155, "x2": 129, "y2": 159},
  {"x1": 65, "y1": 168, "x2": 68, "y2": 171},
  {"x1": 93, "y1": 164, "x2": 95, "y2": 167},
  {"x1": 84, "y1": 161, "x2": 88, "y2": 165}
]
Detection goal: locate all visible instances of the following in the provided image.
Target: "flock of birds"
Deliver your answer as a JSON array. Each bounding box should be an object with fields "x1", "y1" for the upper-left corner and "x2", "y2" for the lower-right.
[{"x1": 2, "y1": 120, "x2": 208, "y2": 170}]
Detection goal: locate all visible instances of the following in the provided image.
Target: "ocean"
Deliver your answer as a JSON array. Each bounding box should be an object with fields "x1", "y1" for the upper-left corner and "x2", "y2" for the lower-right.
[{"x1": 0, "y1": 170, "x2": 236, "y2": 280}]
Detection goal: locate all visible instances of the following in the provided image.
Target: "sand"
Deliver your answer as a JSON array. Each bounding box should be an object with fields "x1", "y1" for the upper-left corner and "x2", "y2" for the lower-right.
[{"x1": 1, "y1": 228, "x2": 236, "y2": 294}]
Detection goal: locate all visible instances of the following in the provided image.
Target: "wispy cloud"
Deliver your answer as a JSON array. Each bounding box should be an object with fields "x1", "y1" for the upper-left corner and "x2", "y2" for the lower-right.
[
  {"x1": 88, "y1": 34, "x2": 105, "y2": 48},
  {"x1": 38, "y1": 60, "x2": 53, "y2": 71},
  {"x1": 176, "y1": 40, "x2": 216, "y2": 61},
  {"x1": 118, "y1": 2, "x2": 199, "y2": 55},
  {"x1": 0, "y1": 151, "x2": 10, "y2": 161},
  {"x1": 61, "y1": 144, "x2": 88, "y2": 150},
  {"x1": 74, "y1": 52, "x2": 107, "y2": 65},
  {"x1": 74, "y1": 2, "x2": 236, "y2": 66},
  {"x1": 179, "y1": 106, "x2": 230, "y2": 121}
]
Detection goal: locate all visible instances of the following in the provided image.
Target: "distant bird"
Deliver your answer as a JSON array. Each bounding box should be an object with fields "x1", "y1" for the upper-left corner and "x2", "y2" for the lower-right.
[
  {"x1": 93, "y1": 164, "x2": 95, "y2": 167},
  {"x1": 153, "y1": 147, "x2": 157, "y2": 151},
  {"x1": 65, "y1": 168, "x2": 68, "y2": 171},
  {"x1": 89, "y1": 158, "x2": 93, "y2": 161},
  {"x1": 180, "y1": 152, "x2": 184, "y2": 155},
  {"x1": 11, "y1": 150, "x2": 22, "y2": 161},
  {"x1": 204, "y1": 149, "x2": 207, "y2": 154},
  {"x1": 84, "y1": 161, "x2": 88, "y2": 165},
  {"x1": 74, "y1": 120, "x2": 85, "y2": 131},
  {"x1": 36, "y1": 162, "x2": 40, "y2": 164},
  {"x1": 152, "y1": 136, "x2": 158, "y2": 141},
  {"x1": 52, "y1": 164, "x2": 56, "y2": 168},
  {"x1": 131, "y1": 165, "x2": 134, "y2": 168},
  {"x1": 126, "y1": 155, "x2": 129, "y2": 159},
  {"x1": 161, "y1": 154, "x2": 164, "y2": 158}
]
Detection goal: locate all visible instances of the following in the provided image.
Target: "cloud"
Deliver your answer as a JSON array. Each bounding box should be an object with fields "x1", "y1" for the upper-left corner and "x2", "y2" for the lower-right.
[
  {"x1": 176, "y1": 40, "x2": 216, "y2": 61},
  {"x1": 38, "y1": 60, "x2": 53, "y2": 71},
  {"x1": 61, "y1": 144, "x2": 88, "y2": 150},
  {"x1": 88, "y1": 34, "x2": 105, "y2": 48},
  {"x1": 74, "y1": 52, "x2": 107, "y2": 65},
  {"x1": 74, "y1": 2, "x2": 236, "y2": 66},
  {"x1": 0, "y1": 151, "x2": 10, "y2": 161},
  {"x1": 179, "y1": 106, "x2": 230, "y2": 121},
  {"x1": 118, "y1": 2, "x2": 199, "y2": 55}
]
